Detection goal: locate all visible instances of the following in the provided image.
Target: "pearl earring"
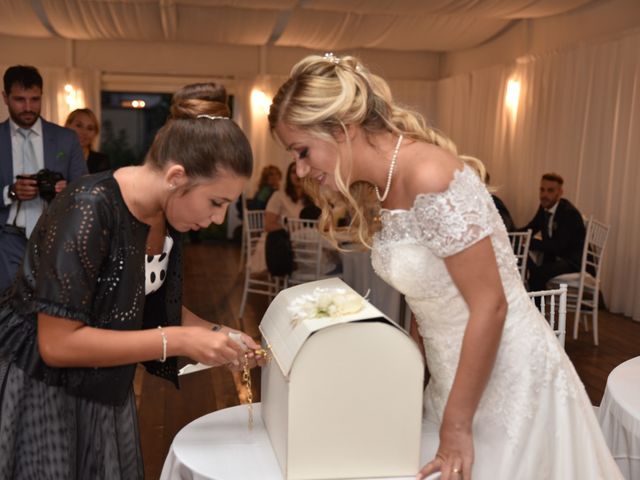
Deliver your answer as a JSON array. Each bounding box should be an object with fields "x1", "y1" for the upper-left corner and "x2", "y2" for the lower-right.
[{"x1": 169, "y1": 184, "x2": 175, "y2": 190}]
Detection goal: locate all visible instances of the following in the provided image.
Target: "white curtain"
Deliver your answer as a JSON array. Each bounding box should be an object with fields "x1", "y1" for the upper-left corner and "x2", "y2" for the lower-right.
[
  {"x1": 234, "y1": 75, "x2": 291, "y2": 197},
  {"x1": 387, "y1": 79, "x2": 438, "y2": 127},
  {"x1": 435, "y1": 29, "x2": 640, "y2": 321}
]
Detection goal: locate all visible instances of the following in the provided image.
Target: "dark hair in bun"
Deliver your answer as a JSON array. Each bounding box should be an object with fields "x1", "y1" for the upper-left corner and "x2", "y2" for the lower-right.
[
  {"x1": 169, "y1": 98, "x2": 230, "y2": 119},
  {"x1": 146, "y1": 83, "x2": 252, "y2": 180},
  {"x1": 170, "y1": 82, "x2": 229, "y2": 118}
]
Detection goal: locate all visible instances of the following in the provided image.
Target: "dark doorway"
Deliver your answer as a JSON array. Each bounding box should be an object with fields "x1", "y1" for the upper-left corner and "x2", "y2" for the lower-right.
[{"x1": 100, "y1": 91, "x2": 172, "y2": 168}]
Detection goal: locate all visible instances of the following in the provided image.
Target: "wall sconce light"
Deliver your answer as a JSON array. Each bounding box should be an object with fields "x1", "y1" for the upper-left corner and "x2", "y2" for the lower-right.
[
  {"x1": 505, "y1": 79, "x2": 521, "y2": 117},
  {"x1": 251, "y1": 89, "x2": 271, "y2": 116},
  {"x1": 64, "y1": 83, "x2": 83, "y2": 111}
]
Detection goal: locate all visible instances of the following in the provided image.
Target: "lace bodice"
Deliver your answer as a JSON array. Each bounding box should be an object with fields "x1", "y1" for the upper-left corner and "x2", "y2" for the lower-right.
[
  {"x1": 371, "y1": 166, "x2": 581, "y2": 441},
  {"x1": 373, "y1": 166, "x2": 522, "y2": 300}
]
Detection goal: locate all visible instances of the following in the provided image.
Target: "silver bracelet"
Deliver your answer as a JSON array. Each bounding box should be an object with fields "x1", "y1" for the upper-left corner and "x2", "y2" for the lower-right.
[{"x1": 157, "y1": 326, "x2": 167, "y2": 362}]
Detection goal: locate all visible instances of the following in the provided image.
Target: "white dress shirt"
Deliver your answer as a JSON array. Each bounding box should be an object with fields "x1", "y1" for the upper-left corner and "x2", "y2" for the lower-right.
[{"x1": 4, "y1": 118, "x2": 46, "y2": 232}]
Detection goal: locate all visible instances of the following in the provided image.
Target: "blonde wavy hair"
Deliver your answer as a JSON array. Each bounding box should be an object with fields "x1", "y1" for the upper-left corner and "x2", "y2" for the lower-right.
[{"x1": 268, "y1": 54, "x2": 457, "y2": 248}]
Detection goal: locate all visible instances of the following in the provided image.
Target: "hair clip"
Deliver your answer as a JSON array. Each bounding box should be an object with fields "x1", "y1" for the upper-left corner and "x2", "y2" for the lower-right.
[
  {"x1": 323, "y1": 52, "x2": 341, "y2": 65},
  {"x1": 197, "y1": 114, "x2": 229, "y2": 121}
]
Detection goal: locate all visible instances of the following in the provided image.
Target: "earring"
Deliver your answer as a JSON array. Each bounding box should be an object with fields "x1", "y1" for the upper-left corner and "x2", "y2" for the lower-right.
[{"x1": 169, "y1": 184, "x2": 175, "y2": 190}]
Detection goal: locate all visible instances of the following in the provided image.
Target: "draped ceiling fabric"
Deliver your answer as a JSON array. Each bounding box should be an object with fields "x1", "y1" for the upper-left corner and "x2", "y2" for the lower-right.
[
  {"x1": 0, "y1": 0, "x2": 594, "y2": 51},
  {"x1": 1, "y1": 0, "x2": 639, "y2": 321}
]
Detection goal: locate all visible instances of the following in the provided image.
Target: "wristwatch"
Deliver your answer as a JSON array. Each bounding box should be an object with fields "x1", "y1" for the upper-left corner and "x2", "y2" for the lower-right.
[{"x1": 7, "y1": 183, "x2": 17, "y2": 201}]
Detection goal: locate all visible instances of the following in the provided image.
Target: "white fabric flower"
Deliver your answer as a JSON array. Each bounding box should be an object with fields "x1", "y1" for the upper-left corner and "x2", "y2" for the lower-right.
[{"x1": 288, "y1": 288, "x2": 364, "y2": 326}]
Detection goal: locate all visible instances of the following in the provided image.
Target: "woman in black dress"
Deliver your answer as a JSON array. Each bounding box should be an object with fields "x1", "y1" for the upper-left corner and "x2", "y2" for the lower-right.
[
  {"x1": 0, "y1": 97, "x2": 261, "y2": 479},
  {"x1": 65, "y1": 108, "x2": 111, "y2": 173}
]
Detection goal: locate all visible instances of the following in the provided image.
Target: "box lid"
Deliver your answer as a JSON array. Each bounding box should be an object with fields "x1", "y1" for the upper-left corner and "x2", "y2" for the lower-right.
[{"x1": 259, "y1": 277, "x2": 394, "y2": 377}]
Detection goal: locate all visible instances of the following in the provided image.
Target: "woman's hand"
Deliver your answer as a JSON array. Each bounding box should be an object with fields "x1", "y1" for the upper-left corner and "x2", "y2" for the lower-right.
[
  {"x1": 416, "y1": 420, "x2": 473, "y2": 480},
  {"x1": 219, "y1": 326, "x2": 270, "y2": 371},
  {"x1": 182, "y1": 327, "x2": 246, "y2": 367},
  {"x1": 55, "y1": 179, "x2": 68, "y2": 193}
]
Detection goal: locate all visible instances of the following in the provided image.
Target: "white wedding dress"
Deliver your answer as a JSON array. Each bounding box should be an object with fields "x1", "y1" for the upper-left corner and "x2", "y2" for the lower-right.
[{"x1": 371, "y1": 165, "x2": 622, "y2": 479}]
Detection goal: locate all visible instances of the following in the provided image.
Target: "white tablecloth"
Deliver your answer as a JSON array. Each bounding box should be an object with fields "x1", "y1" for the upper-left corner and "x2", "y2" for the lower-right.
[
  {"x1": 598, "y1": 356, "x2": 640, "y2": 480},
  {"x1": 339, "y1": 249, "x2": 410, "y2": 329},
  {"x1": 160, "y1": 403, "x2": 440, "y2": 480}
]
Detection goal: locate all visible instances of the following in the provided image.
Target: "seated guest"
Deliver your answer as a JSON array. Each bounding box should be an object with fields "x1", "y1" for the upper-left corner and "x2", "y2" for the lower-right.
[
  {"x1": 460, "y1": 155, "x2": 515, "y2": 231},
  {"x1": 65, "y1": 108, "x2": 110, "y2": 173},
  {"x1": 249, "y1": 162, "x2": 315, "y2": 274},
  {"x1": 264, "y1": 161, "x2": 310, "y2": 232},
  {"x1": 247, "y1": 164, "x2": 282, "y2": 210},
  {"x1": 522, "y1": 172, "x2": 586, "y2": 291}
]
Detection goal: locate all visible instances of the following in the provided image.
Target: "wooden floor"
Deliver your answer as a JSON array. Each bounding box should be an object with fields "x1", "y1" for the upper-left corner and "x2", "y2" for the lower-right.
[{"x1": 138, "y1": 240, "x2": 640, "y2": 479}]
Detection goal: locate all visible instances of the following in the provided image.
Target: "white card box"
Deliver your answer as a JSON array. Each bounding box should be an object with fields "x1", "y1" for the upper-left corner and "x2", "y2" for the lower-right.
[{"x1": 259, "y1": 278, "x2": 424, "y2": 480}]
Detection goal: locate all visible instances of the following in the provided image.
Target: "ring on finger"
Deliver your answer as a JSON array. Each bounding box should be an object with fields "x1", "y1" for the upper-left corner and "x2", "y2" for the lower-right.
[{"x1": 452, "y1": 467, "x2": 461, "y2": 474}]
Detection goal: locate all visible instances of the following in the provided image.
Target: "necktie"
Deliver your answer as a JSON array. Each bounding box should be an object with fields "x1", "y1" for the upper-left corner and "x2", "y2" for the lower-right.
[
  {"x1": 545, "y1": 209, "x2": 554, "y2": 238},
  {"x1": 17, "y1": 128, "x2": 41, "y2": 237}
]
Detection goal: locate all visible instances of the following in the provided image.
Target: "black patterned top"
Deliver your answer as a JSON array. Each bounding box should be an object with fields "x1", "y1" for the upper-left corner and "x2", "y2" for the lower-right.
[{"x1": 0, "y1": 171, "x2": 182, "y2": 406}]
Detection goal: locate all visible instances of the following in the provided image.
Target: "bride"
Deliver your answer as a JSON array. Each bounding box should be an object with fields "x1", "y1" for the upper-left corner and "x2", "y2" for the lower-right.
[{"x1": 266, "y1": 53, "x2": 622, "y2": 479}]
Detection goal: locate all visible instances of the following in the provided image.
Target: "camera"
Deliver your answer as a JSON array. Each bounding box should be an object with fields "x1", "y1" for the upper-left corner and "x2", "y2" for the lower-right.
[{"x1": 16, "y1": 169, "x2": 65, "y2": 202}]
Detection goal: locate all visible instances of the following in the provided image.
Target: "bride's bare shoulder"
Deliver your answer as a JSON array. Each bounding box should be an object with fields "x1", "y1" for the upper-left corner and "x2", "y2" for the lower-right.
[{"x1": 402, "y1": 142, "x2": 462, "y2": 197}]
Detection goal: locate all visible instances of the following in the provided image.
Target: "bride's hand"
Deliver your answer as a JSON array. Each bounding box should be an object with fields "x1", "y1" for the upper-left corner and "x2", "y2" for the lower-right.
[{"x1": 416, "y1": 421, "x2": 474, "y2": 480}]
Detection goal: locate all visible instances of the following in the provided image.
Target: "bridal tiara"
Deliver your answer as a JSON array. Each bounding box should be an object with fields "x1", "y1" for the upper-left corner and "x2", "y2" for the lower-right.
[
  {"x1": 323, "y1": 52, "x2": 363, "y2": 73},
  {"x1": 324, "y1": 52, "x2": 341, "y2": 64},
  {"x1": 197, "y1": 114, "x2": 229, "y2": 121}
]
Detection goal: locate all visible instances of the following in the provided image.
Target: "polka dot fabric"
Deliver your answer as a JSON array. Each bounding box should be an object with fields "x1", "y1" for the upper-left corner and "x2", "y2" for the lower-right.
[{"x1": 145, "y1": 236, "x2": 173, "y2": 295}]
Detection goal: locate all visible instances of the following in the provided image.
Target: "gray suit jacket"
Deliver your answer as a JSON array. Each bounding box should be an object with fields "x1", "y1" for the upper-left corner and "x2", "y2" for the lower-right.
[{"x1": 0, "y1": 118, "x2": 88, "y2": 226}]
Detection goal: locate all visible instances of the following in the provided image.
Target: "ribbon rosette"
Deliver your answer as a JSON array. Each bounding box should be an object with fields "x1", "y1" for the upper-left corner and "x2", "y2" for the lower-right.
[{"x1": 288, "y1": 287, "x2": 364, "y2": 327}]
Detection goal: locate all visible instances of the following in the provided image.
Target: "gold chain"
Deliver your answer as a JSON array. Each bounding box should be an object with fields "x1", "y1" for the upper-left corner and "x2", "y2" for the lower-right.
[
  {"x1": 242, "y1": 352, "x2": 254, "y2": 430},
  {"x1": 241, "y1": 346, "x2": 272, "y2": 430}
]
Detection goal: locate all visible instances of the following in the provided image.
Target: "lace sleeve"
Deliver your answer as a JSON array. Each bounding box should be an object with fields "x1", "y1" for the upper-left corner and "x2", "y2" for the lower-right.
[
  {"x1": 413, "y1": 167, "x2": 494, "y2": 258},
  {"x1": 30, "y1": 188, "x2": 112, "y2": 324}
]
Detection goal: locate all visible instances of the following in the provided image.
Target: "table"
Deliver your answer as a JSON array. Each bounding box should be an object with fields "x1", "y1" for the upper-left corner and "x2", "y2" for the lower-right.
[
  {"x1": 598, "y1": 356, "x2": 640, "y2": 479},
  {"x1": 339, "y1": 249, "x2": 410, "y2": 330},
  {"x1": 160, "y1": 403, "x2": 440, "y2": 480}
]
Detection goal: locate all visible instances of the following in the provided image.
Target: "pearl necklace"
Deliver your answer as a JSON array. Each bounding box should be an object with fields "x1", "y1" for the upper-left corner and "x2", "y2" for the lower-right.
[{"x1": 374, "y1": 134, "x2": 403, "y2": 202}]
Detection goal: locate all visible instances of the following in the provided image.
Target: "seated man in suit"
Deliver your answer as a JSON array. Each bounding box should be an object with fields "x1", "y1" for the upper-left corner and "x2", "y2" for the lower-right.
[
  {"x1": 522, "y1": 172, "x2": 586, "y2": 291},
  {"x1": 0, "y1": 65, "x2": 87, "y2": 292}
]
